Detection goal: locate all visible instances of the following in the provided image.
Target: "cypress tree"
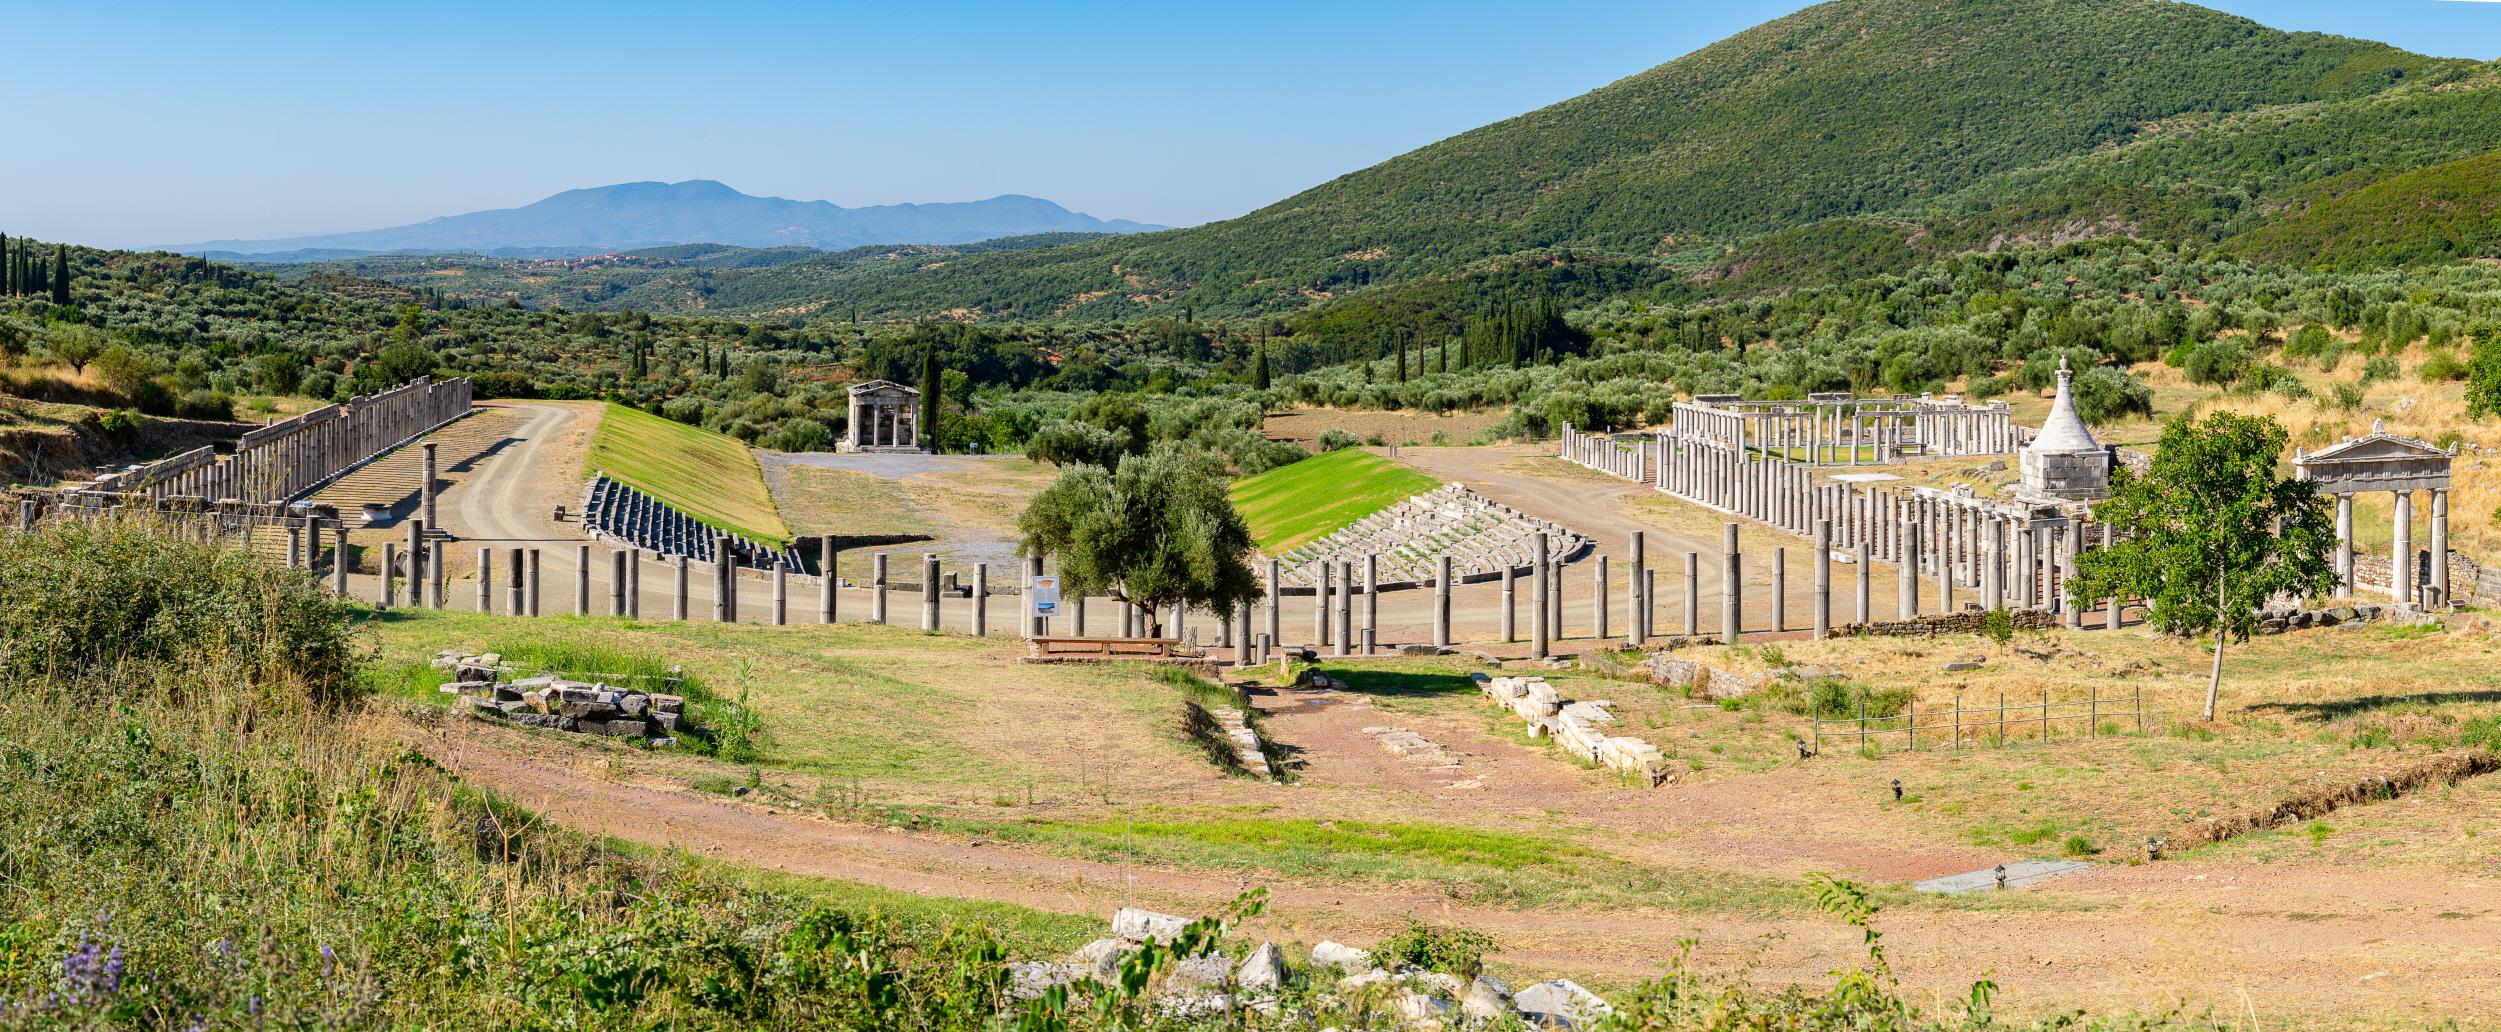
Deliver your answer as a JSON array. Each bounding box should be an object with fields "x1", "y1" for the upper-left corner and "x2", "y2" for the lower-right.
[
  {"x1": 0, "y1": 233, "x2": 10, "y2": 295},
  {"x1": 1395, "y1": 332, "x2": 1408, "y2": 382},
  {"x1": 917, "y1": 342, "x2": 941, "y2": 453},
  {"x1": 1253, "y1": 339, "x2": 1271, "y2": 390}
]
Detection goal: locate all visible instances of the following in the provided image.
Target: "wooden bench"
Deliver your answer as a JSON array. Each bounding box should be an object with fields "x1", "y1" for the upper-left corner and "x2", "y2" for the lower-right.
[{"x1": 1028, "y1": 636, "x2": 1182, "y2": 659}]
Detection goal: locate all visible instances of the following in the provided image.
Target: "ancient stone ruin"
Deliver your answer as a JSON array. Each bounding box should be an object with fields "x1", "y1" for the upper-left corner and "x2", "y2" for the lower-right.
[
  {"x1": 1475, "y1": 673, "x2": 1667, "y2": 784},
  {"x1": 1008, "y1": 906, "x2": 1614, "y2": 1028},
  {"x1": 1274, "y1": 483, "x2": 1592, "y2": 589},
  {"x1": 434, "y1": 650, "x2": 687, "y2": 744},
  {"x1": 582, "y1": 473, "x2": 806, "y2": 569}
]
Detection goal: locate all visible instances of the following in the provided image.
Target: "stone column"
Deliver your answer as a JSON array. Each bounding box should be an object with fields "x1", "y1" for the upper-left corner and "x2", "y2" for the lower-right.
[
  {"x1": 1981, "y1": 517, "x2": 2003, "y2": 611},
  {"x1": 2101, "y1": 523, "x2": 2121, "y2": 630},
  {"x1": 1266, "y1": 558, "x2": 1282, "y2": 649},
  {"x1": 921, "y1": 554, "x2": 941, "y2": 631},
  {"x1": 1235, "y1": 604, "x2": 1253, "y2": 664},
  {"x1": 1853, "y1": 544, "x2": 1871, "y2": 625},
  {"x1": 1897, "y1": 520, "x2": 1919, "y2": 619},
  {"x1": 1683, "y1": 552, "x2": 1699, "y2": 637},
  {"x1": 1628, "y1": 531, "x2": 1647, "y2": 646},
  {"x1": 2431, "y1": 489, "x2": 2450, "y2": 607},
  {"x1": 1500, "y1": 564, "x2": 1517, "y2": 643},
  {"x1": 1022, "y1": 553, "x2": 1042, "y2": 636},
  {"x1": 1720, "y1": 523, "x2": 1741, "y2": 646},
  {"x1": 1315, "y1": 564, "x2": 1332, "y2": 646},
  {"x1": 1813, "y1": 520, "x2": 1832, "y2": 640},
  {"x1": 2393, "y1": 491, "x2": 2415, "y2": 605},
  {"x1": 1334, "y1": 560, "x2": 1353, "y2": 658},
  {"x1": 475, "y1": 547, "x2": 495, "y2": 612},
  {"x1": 1363, "y1": 553, "x2": 1380, "y2": 645},
  {"x1": 1532, "y1": 532, "x2": 1551, "y2": 659},
  {"x1": 333, "y1": 522, "x2": 352, "y2": 596},
  {"x1": 971, "y1": 564, "x2": 987, "y2": 636},
  {"x1": 575, "y1": 543, "x2": 591, "y2": 616},
  {"x1": 825, "y1": 549, "x2": 843, "y2": 625},
  {"x1": 773, "y1": 565, "x2": 790, "y2": 626},
  {"x1": 286, "y1": 524, "x2": 303, "y2": 569},
  {"x1": 674, "y1": 555, "x2": 690, "y2": 621},
  {"x1": 420, "y1": 442, "x2": 439, "y2": 530},
  {"x1": 871, "y1": 553, "x2": 889, "y2": 623},
  {"x1": 1937, "y1": 513, "x2": 1955, "y2": 613},
  {"x1": 404, "y1": 519, "x2": 426, "y2": 608},
  {"x1": 1433, "y1": 555, "x2": 1452, "y2": 648},
  {"x1": 626, "y1": 551, "x2": 642, "y2": 620},
  {"x1": 2060, "y1": 526, "x2": 2083, "y2": 629},
  {"x1": 725, "y1": 553, "x2": 741, "y2": 622},
  {"x1": 1594, "y1": 555, "x2": 1610, "y2": 642},
  {"x1": 2334, "y1": 494, "x2": 2355, "y2": 597},
  {"x1": 508, "y1": 546, "x2": 525, "y2": 615},
  {"x1": 2013, "y1": 527, "x2": 2034, "y2": 610},
  {"x1": 430, "y1": 542, "x2": 445, "y2": 610},
  {"x1": 1769, "y1": 547, "x2": 1786, "y2": 633},
  {"x1": 527, "y1": 548, "x2": 541, "y2": 616},
  {"x1": 381, "y1": 542, "x2": 397, "y2": 607},
  {"x1": 610, "y1": 550, "x2": 627, "y2": 617}
]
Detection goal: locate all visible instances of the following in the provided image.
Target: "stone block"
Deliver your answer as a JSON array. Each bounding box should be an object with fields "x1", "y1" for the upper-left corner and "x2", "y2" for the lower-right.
[
  {"x1": 1310, "y1": 940, "x2": 1372, "y2": 970},
  {"x1": 1112, "y1": 907, "x2": 1189, "y2": 944},
  {"x1": 650, "y1": 693, "x2": 686, "y2": 715},
  {"x1": 1068, "y1": 937, "x2": 1136, "y2": 977},
  {"x1": 1236, "y1": 942, "x2": 1286, "y2": 991},
  {"x1": 1006, "y1": 961, "x2": 1083, "y2": 1002},
  {"x1": 1163, "y1": 952, "x2": 1231, "y2": 993},
  {"x1": 1516, "y1": 979, "x2": 1611, "y2": 1029},
  {"x1": 1461, "y1": 974, "x2": 1516, "y2": 1024}
]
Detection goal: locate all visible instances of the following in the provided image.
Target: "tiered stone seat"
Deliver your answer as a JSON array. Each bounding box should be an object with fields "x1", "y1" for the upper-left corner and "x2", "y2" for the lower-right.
[
  {"x1": 582, "y1": 474, "x2": 808, "y2": 571},
  {"x1": 1272, "y1": 483, "x2": 1591, "y2": 587}
]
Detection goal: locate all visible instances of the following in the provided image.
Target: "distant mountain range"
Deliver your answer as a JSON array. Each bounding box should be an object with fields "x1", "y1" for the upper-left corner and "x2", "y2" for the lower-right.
[{"x1": 166, "y1": 180, "x2": 1163, "y2": 258}]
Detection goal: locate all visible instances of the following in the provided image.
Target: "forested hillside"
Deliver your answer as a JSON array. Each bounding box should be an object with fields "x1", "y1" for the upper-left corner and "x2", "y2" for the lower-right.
[{"x1": 599, "y1": 0, "x2": 2469, "y2": 322}]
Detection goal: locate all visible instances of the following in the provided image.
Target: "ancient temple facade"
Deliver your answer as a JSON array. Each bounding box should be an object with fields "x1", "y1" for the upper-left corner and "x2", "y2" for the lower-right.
[{"x1": 844, "y1": 380, "x2": 924, "y2": 453}]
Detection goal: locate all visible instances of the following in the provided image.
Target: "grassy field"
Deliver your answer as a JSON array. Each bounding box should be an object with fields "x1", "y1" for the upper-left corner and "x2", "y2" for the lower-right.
[
  {"x1": 1230, "y1": 447, "x2": 1439, "y2": 553},
  {"x1": 584, "y1": 402, "x2": 791, "y2": 546}
]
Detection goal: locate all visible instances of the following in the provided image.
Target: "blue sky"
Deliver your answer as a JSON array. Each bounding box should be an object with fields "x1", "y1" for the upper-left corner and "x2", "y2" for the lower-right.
[{"x1": 7, "y1": 1, "x2": 2500, "y2": 249}]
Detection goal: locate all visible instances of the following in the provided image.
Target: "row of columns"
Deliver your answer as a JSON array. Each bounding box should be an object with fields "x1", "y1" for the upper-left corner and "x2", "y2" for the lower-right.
[
  {"x1": 73, "y1": 376, "x2": 471, "y2": 504},
  {"x1": 2333, "y1": 488, "x2": 2453, "y2": 606},
  {"x1": 1663, "y1": 397, "x2": 2018, "y2": 467}
]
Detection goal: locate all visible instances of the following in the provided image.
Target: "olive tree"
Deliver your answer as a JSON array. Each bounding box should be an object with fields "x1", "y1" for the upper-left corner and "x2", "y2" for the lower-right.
[
  {"x1": 2066, "y1": 412, "x2": 2334, "y2": 721},
  {"x1": 1017, "y1": 445, "x2": 1262, "y2": 637}
]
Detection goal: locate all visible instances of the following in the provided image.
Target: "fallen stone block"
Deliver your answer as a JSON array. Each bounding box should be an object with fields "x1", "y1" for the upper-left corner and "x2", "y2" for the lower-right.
[
  {"x1": 1310, "y1": 941, "x2": 1372, "y2": 970},
  {"x1": 1006, "y1": 961, "x2": 1084, "y2": 1002},
  {"x1": 1236, "y1": 942, "x2": 1286, "y2": 992},
  {"x1": 1461, "y1": 974, "x2": 1515, "y2": 1024},
  {"x1": 1516, "y1": 978, "x2": 1611, "y2": 1028},
  {"x1": 1112, "y1": 907, "x2": 1189, "y2": 944},
  {"x1": 1162, "y1": 951, "x2": 1231, "y2": 993},
  {"x1": 1068, "y1": 938, "x2": 1136, "y2": 977}
]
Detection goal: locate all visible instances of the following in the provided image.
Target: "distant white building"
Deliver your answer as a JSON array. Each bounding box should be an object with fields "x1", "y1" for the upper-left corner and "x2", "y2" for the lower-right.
[{"x1": 843, "y1": 380, "x2": 924, "y2": 453}]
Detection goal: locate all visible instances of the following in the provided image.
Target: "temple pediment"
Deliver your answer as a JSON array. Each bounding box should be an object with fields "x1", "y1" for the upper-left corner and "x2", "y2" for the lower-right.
[{"x1": 2295, "y1": 420, "x2": 2452, "y2": 495}]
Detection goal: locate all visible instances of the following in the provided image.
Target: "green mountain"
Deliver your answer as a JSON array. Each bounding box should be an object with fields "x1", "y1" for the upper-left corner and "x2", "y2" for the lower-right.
[{"x1": 712, "y1": 0, "x2": 2471, "y2": 321}]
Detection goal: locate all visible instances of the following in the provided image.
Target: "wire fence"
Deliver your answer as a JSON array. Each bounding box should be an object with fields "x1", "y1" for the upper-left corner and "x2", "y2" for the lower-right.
[{"x1": 1811, "y1": 687, "x2": 2147, "y2": 754}]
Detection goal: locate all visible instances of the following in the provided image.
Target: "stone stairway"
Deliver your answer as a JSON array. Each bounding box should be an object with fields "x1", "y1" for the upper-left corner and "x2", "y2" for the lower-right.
[{"x1": 1274, "y1": 483, "x2": 1591, "y2": 587}]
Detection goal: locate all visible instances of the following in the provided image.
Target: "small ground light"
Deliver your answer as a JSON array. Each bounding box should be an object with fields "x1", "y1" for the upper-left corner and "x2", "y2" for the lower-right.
[{"x1": 1890, "y1": 778, "x2": 1903, "y2": 802}]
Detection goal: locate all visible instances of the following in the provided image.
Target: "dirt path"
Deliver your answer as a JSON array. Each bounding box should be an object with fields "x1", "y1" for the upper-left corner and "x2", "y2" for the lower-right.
[{"x1": 418, "y1": 721, "x2": 2501, "y2": 1026}]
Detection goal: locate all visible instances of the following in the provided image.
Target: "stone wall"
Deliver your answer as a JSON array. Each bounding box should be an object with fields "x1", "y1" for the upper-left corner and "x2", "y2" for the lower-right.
[{"x1": 1826, "y1": 609, "x2": 2063, "y2": 639}]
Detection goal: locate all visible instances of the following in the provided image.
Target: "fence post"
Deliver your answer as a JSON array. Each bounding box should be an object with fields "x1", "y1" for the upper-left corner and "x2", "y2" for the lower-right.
[
  {"x1": 1997, "y1": 692, "x2": 2006, "y2": 748},
  {"x1": 1907, "y1": 699, "x2": 1916, "y2": 751},
  {"x1": 1811, "y1": 714, "x2": 1821, "y2": 757},
  {"x1": 381, "y1": 543, "x2": 397, "y2": 608},
  {"x1": 2089, "y1": 693, "x2": 2098, "y2": 738},
  {"x1": 2042, "y1": 689, "x2": 2050, "y2": 741},
  {"x1": 1953, "y1": 693, "x2": 1963, "y2": 750},
  {"x1": 2136, "y1": 686, "x2": 2145, "y2": 735},
  {"x1": 1857, "y1": 697, "x2": 1867, "y2": 750}
]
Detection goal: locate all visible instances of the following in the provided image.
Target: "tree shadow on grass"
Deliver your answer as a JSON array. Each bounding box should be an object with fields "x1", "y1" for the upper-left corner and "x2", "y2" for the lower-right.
[
  {"x1": 1306, "y1": 667, "x2": 1480, "y2": 700},
  {"x1": 2246, "y1": 690, "x2": 2501, "y2": 722}
]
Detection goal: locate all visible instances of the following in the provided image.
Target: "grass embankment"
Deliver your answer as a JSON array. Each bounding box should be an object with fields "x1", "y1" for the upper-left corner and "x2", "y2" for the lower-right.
[
  {"x1": 1228, "y1": 447, "x2": 1437, "y2": 553},
  {"x1": 586, "y1": 402, "x2": 791, "y2": 546}
]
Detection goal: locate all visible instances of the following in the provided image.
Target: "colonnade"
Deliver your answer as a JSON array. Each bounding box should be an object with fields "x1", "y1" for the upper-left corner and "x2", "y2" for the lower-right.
[
  {"x1": 1665, "y1": 395, "x2": 2020, "y2": 466},
  {"x1": 68, "y1": 377, "x2": 472, "y2": 504}
]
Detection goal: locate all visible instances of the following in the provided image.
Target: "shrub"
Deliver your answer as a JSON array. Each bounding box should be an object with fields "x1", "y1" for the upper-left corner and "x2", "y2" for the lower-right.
[
  {"x1": 0, "y1": 518, "x2": 366, "y2": 707},
  {"x1": 173, "y1": 388, "x2": 235, "y2": 421},
  {"x1": 1370, "y1": 919, "x2": 1497, "y2": 979},
  {"x1": 94, "y1": 408, "x2": 143, "y2": 449},
  {"x1": 2361, "y1": 355, "x2": 2399, "y2": 384},
  {"x1": 1316, "y1": 428, "x2": 1363, "y2": 452},
  {"x1": 2418, "y1": 349, "x2": 2468, "y2": 383}
]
